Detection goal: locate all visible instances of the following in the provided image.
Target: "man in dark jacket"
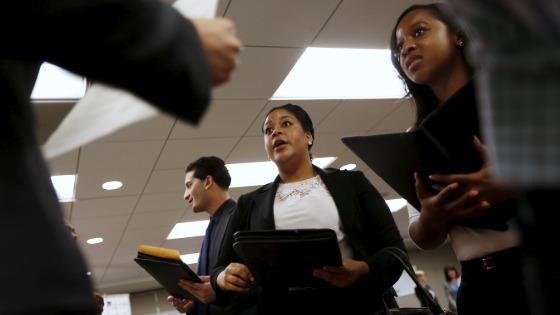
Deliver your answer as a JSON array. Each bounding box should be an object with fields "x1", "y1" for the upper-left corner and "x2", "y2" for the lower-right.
[{"x1": 168, "y1": 157, "x2": 236, "y2": 315}]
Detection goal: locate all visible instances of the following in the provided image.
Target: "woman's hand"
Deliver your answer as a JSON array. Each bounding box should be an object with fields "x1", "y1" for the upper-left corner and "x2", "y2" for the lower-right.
[
  {"x1": 217, "y1": 263, "x2": 254, "y2": 292},
  {"x1": 167, "y1": 296, "x2": 195, "y2": 314},
  {"x1": 312, "y1": 258, "x2": 369, "y2": 288},
  {"x1": 429, "y1": 136, "x2": 515, "y2": 206},
  {"x1": 416, "y1": 171, "x2": 488, "y2": 223}
]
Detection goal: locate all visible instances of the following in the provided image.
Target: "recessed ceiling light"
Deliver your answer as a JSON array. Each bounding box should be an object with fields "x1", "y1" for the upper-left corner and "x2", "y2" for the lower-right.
[
  {"x1": 272, "y1": 48, "x2": 405, "y2": 100},
  {"x1": 102, "y1": 181, "x2": 123, "y2": 190},
  {"x1": 87, "y1": 237, "x2": 104, "y2": 244}
]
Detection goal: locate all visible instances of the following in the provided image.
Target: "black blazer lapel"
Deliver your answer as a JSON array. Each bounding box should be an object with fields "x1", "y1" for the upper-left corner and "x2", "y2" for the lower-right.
[
  {"x1": 317, "y1": 167, "x2": 356, "y2": 233},
  {"x1": 250, "y1": 179, "x2": 279, "y2": 229}
]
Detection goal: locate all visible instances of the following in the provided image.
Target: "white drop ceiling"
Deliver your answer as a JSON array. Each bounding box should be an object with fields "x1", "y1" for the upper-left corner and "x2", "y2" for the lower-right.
[{"x1": 35, "y1": 0, "x2": 434, "y2": 295}]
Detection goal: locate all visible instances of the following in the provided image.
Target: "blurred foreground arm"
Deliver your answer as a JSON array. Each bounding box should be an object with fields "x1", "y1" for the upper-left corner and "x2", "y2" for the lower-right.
[{"x1": 191, "y1": 18, "x2": 242, "y2": 87}]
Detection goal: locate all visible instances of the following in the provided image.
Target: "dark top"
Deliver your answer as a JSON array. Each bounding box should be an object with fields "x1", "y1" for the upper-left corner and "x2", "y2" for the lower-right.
[
  {"x1": 195, "y1": 199, "x2": 236, "y2": 315},
  {"x1": 211, "y1": 166, "x2": 406, "y2": 315},
  {"x1": 418, "y1": 80, "x2": 517, "y2": 230},
  {"x1": 415, "y1": 285, "x2": 438, "y2": 307},
  {"x1": 1, "y1": 0, "x2": 210, "y2": 313}
]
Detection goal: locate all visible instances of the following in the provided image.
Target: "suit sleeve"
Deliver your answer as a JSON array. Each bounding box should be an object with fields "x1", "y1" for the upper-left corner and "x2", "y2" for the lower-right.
[
  {"x1": 350, "y1": 171, "x2": 407, "y2": 294},
  {"x1": 3, "y1": 0, "x2": 211, "y2": 124},
  {"x1": 210, "y1": 194, "x2": 248, "y2": 306}
]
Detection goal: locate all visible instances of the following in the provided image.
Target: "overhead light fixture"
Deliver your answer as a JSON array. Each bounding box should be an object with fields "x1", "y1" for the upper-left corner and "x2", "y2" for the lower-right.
[
  {"x1": 272, "y1": 48, "x2": 405, "y2": 100},
  {"x1": 31, "y1": 62, "x2": 87, "y2": 100},
  {"x1": 102, "y1": 181, "x2": 123, "y2": 190},
  {"x1": 87, "y1": 237, "x2": 104, "y2": 244},
  {"x1": 386, "y1": 198, "x2": 407, "y2": 212},
  {"x1": 51, "y1": 174, "x2": 76, "y2": 202},
  {"x1": 226, "y1": 157, "x2": 336, "y2": 188},
  {"x1": 180, "y1": 253, "x2": 199, "y2": 265},
  {"x1": 167, "y1": 220, "x2": 209, "y2": 240}
]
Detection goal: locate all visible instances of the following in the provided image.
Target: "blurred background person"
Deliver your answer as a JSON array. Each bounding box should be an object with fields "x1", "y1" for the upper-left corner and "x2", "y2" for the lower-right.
[
  {"x1": 444, "y1": 1, "x2": 560, "y2": 314},
  {"x1": 2, "y1": 0, "x2": 240, "y2": 313},
  {"x1": 442, "y1": 266, "x2": 460, "y2": 313},
  {"x1": 414, "y1": 270, "x2": 438, "y2": 307}
]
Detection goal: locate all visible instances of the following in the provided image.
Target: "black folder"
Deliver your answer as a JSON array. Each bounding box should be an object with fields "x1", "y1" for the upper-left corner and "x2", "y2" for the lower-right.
[
  {"x1": 341, "y1": 81, "x2": 515, "y2": 231},
  {"x1": 341, "y1": 128, "x2": 481, "y2": 211},
  {"x1": 134, "y1": 251, "x2": 202, "y2": 300},
  {"x1": 343, "y1": 81, "x2": 483, "y2": 211},
  {"x1": 232, "y1": 228, "x2": 342, "y2": 289}
]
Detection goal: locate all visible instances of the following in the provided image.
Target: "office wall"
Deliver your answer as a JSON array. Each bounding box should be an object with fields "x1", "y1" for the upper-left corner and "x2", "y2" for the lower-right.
[
  {"x1": 130, "y1": 290, "x2": 179, "y2": 314},
  {"x1": 128, "y1": 242, "x2": 459, "y2": 314}
]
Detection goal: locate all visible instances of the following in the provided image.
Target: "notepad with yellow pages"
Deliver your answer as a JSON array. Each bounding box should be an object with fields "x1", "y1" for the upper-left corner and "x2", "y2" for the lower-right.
[{"x1": 134, "y1": 245, "x2": 202, "y2": 300}]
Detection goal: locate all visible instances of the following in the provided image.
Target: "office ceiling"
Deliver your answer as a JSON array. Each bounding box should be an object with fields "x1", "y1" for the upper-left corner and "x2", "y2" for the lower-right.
[{"x1": 35, "y1": 0, "x2": 434, "y2": 295}]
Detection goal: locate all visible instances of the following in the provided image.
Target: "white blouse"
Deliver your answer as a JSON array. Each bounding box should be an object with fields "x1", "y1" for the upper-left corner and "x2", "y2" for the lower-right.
[
  {"x1": 274, "y1": 175, "x2": 353, "y2": 259},
  {"x1": 407, "y1": 203, "x2": 519, "y2": 261}
]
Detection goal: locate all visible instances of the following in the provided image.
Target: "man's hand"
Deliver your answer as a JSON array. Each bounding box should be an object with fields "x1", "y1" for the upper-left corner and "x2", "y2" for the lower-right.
[
  {"x1": 94, "y1": 292, "x2": 104, "y2": 315},
  {"x1": 179, "y1": 275, "x2": 216, "y2": 304},
  {"x1": 167, "y1": 295, "x2": 196, "y2": 314}
]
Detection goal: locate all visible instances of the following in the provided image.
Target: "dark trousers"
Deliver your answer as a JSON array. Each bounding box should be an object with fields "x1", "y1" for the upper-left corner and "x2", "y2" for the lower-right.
[
  {"x1": 516, "y1": 189, "x2": 560, "y2": 315},
  {"x1": 458, "y1": 247, "x2": 531, "y2": 315},
  {"x1": 256, "y1": 286, "x2": 383, "y2": 315}
]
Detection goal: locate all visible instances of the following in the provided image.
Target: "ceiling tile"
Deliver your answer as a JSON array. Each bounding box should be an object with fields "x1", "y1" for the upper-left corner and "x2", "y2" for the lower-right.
[
  {"x1": 169, "y1": 100, "x2": 267, "y2": 139},
  {"x1": 155, "y1": 138, "x2": 240, "y2": 170},
  {"x1": 76, "y1": 141, "x2": 165, "y2": 198},
  {"x1": 212, "y1": 47, "x2": 306, "y2": 100},
  {"x1": 224, "y1": 0, "x2": 341, "y2": 47}
]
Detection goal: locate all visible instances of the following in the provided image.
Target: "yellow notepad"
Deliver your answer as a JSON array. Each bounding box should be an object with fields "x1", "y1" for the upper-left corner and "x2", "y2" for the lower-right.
[{"x1": 134, "y1": 245, "x2": 202, "y2": 300}]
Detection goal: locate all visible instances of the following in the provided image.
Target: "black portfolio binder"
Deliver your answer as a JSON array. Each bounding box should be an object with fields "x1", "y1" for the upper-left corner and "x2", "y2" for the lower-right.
[
  {"x1": 341, "y1": 127, "x2": 481, "y2": 211},
  {"x1": 232, "y1": 228, "x2": 342, "y2": 289},
  {"x1": 134, "y1": 245, "x2": 202, "y2": 300},
  {"x1": 342, "y1": 81, "x2": 515, "y2": 231}
]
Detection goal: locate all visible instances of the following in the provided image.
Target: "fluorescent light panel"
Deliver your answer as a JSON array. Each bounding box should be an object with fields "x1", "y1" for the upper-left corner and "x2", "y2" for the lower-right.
[
  {"x1": 180, "y1": 253, "x2": 199, "y2": 265},
  {"x1": 31, "y1": 62, "x2": 87, "y2": 100},
  {"x1": 273, "y1": 48, "x2": 404, "y2": 100},
  {"x1": 386, "y1": 198, "x2": 406, "y2": 212},
  {"x1": 168, "y1": 220, "x2": 210, "y2": 240},
  {"x1": 51, "y1": 175, "x2": 76, "y2": 202},
  {"x1": 48, "y1": 158, "x2": 335, "y2": 204}
]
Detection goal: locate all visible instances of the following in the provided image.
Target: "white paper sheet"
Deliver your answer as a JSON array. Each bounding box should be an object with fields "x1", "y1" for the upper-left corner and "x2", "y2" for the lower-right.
[{"x1": 42, "y1": 0, "x2": 218, "y2": 159}]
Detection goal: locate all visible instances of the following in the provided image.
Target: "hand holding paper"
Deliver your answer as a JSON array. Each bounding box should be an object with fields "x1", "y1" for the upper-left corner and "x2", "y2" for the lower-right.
[{"x1": 43, "y1": 0, "x2": 242, "y2": 159}]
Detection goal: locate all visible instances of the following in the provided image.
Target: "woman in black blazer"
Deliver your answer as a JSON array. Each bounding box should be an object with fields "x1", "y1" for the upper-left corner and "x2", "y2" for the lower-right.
[{"x1": 211, "y1": 103, "x2": 406, "y2": 315}]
